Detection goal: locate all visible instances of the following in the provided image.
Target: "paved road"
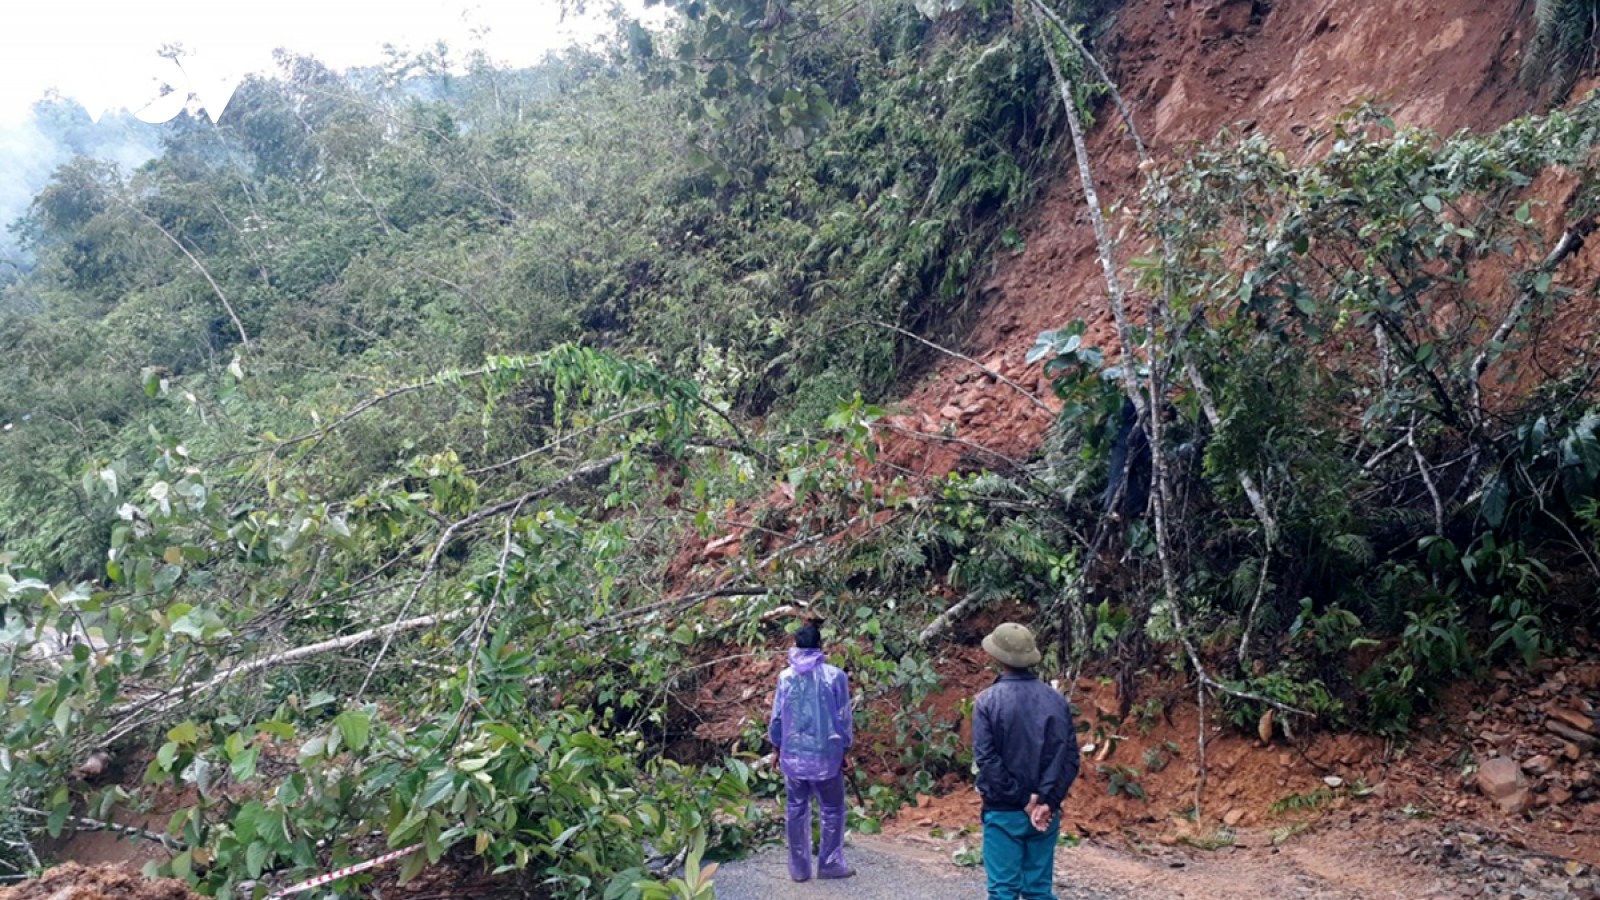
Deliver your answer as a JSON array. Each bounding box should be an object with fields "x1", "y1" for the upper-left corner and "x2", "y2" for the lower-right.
[{"x1": 712, "y1": 834, "x2": 1120, "y2": 900}]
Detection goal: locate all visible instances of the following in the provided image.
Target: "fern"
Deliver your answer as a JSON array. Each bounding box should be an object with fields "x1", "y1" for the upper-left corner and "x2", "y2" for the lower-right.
[{"x1": 1521, "y1": 0, "x2": 1600, "y2": 101}]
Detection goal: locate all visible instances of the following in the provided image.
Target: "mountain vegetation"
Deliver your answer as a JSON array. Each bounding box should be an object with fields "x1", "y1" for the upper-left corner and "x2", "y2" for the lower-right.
[{"x1": 1, "y1": 1, "x2": 1597, "y2": 897}]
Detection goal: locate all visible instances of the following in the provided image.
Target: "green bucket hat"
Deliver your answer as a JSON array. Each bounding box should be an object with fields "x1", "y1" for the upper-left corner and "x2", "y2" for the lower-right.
[{"x1": 982, "y1": 622, "x2": 1041, "y2": 668}]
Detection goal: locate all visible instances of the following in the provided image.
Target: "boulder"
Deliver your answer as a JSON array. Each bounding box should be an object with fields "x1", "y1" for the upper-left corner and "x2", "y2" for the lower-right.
[{"x1": 1477, "y1": 756, "x2": 1531, "y2": 814}]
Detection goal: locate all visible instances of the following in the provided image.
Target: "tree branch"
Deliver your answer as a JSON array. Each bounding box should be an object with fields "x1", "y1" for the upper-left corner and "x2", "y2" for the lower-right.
[
  {"x1": 1466, "y1": 216, "x2": 1596, "y2": 418},
  {"x1": 16, "y1": 807, "x2": 186, "y2": 852},
  {"x1": 354, "y1": 454, "x2": 623, "y2": 700},
  {"x1": 862, "y1": 320, "x2": 1052, "y2": 413},
  {"x1": 126, "y1": 203, "x2": 252, "y2": 350},
  {"x1": 101, "y1": 610, "x2": 467, "y2": 747}
]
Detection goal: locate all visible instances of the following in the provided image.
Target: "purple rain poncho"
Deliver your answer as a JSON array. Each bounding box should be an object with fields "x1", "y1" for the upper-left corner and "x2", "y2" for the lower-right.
[{"x1": 768, "y1": 648, "x2": 853, "y2": 780}]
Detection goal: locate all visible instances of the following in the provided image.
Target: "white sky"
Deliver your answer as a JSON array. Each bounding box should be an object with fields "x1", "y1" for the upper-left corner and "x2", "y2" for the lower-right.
[{"x1": 0, "y1": 0, "x2": 652, "y2": 125}]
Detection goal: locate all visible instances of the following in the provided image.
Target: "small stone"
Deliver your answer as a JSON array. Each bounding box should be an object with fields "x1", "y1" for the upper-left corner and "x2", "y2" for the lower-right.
[
  {"x1": 1549, "y1": 706, "x2": 1597, "y2": 735},
  {"x1": 1564, "y1": 742, "x2": 1583, "y2": 762},
  {"x1": 1323, "y1": 775, "x2": 1344, "y2": 788},
  {"x1": 1523, "y1": 755, "x2": 1554, "y2": 776},
  {"x1": 1223, "y1": 808, "x2": 1245, "y2": 826},
  {"x1": 1548, "y1": 720, "x2": 1599, "y2": 750},
  {"x1": 1551, "y1": 786, "x2": 1574, "y2": 805}
]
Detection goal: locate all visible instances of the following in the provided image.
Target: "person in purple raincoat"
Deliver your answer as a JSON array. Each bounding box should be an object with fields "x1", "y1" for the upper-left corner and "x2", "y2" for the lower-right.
[{"x1": 768, "y1": 620, "x2": 855, "y2": 882}]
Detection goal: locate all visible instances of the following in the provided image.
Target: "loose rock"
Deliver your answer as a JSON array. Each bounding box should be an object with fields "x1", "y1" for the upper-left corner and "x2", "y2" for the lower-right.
[{"x1": 1476, "y1": 757, "x2": 1531, "y2": 814}]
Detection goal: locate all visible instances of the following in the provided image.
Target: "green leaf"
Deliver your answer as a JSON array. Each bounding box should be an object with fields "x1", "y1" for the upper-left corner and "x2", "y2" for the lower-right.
[
  {"x1": 1421, "y1": 195, "x2": 1443, "y2": 213},
  {"x1": 419, "y1": 770, "x2": 457, "y2": 809},
  {"x1": 167, "y1": 721, "x2": 199, "y2": 744},
  {"x1": 156, "y1": 741, "x2": 179, "y2": 771},
  {"x1": 47, "y1": 803, "x2": 70, "y2": 838},
  {"x1": 246, "y1": 840, "x2": 270, "y2": 879},
  {"x1": 1481, "y1": 472, "x2": 1511, "y2": 529},
  {"x1": 232, "y1": 746, "x2": 259, "y2": 782},
  {"x1": 334, "y1": 710, "x2": 372, "y2": 753},
  {"x1": 550, "y1": 823, "x2": 583, "y2": 851},
  {"x1": 398, "y1": 848, "x2": 428, "y2": 884},
  {"x1": 257, "y1": 720, "x2": 296, "y2": 740}
]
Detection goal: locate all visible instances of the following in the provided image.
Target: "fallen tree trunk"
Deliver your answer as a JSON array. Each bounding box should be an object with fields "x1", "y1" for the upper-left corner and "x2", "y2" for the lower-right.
[
  {"x1": 918, "y1": 596, "x2": 978, "y2": 646},
  {"x1": 100, "y1": 610, "x2": 468, "y2": 747}
]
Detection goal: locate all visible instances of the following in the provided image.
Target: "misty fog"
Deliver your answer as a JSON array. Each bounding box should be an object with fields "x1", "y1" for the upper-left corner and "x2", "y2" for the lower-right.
[{"x1": 0, "y1": 95, "x2": 167, "y2": 273}]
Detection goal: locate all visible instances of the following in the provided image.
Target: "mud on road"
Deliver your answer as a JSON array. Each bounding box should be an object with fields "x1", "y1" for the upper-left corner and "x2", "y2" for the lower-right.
[{"x1": 713, "y1": 822, "x2": 1600, "y2": 900}]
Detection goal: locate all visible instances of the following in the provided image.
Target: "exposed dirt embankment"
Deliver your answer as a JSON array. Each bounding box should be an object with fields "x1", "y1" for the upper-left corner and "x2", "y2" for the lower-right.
[
  {"x1": 0, "y1": 863, "x2": 201, "y2": 900},
  {"x1": 880, "y1": 0, "x2": 1540, "y2": 477}
]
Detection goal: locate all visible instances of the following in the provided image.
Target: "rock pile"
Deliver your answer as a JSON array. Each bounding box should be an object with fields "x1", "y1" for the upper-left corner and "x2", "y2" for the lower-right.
[{"x1": 1460, "y1": 661, "x2": 1600, "y2": 818}]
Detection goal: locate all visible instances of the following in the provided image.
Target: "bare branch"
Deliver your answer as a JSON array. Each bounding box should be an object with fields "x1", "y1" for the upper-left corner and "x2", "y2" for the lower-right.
[
  {"x1": 1236, "y1": 546, "x2": 1274, "y2": 664},
  {"x1": 15, "y1": 807, "x2": 185, "y2": 852},
  {"x1": 1467, "y1": 217, "x2": 1597, "y2": 418},
  {"x1": 1409, "y1": 416, "x2": 1446, "y2": 536},
  {"x1": 125, "y1": 203, "x2": 252, "y2": 349},
  {"x1": 863, "y1": 320, "x2": 1052, "y2": 413},
  {"x1": 102, "y1": 610, "x2": 466, "y2": 747},
  {"x1": 467, "y1": 404, "x2": 661, "y2": 477}
]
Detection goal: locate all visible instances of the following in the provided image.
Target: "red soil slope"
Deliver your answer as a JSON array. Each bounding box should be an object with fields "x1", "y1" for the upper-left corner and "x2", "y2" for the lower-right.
[{"x1": 881, "y1": 0, "x2": 1542, "y2": 476}]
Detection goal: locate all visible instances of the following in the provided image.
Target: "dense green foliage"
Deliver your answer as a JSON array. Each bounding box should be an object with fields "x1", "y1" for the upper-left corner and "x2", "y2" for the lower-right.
[
  {"x1": 0, "y1": 6, "x2": 1061, "y2": 581},
  {"x1": 0, "y1": 3, "x2": 1069, "y2": 895}
]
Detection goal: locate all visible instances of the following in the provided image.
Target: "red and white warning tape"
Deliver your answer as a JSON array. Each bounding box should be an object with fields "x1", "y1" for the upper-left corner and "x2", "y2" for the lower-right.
[{"x1": 264, "y1": 842, "x2": 426, "y2": 899}]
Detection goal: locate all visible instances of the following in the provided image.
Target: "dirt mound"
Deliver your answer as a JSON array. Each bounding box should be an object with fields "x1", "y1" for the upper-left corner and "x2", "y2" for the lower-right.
[{"x1": 0, "y1": 863, "x2": 201, "y2": 900}]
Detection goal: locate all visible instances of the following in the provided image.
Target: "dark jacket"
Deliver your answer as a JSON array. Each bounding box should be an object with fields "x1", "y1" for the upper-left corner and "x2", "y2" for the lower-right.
[{"x1": 972, "y1": 671, "x2": 1080, "y2": 812}]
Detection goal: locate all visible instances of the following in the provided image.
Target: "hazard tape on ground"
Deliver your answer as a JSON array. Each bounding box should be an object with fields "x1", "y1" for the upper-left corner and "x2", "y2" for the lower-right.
[{"x1": 264, "y1": 842, "x2": 426, "y2": 899}]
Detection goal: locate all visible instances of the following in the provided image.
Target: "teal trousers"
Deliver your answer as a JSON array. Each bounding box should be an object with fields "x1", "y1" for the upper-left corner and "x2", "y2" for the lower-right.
[{"x1": 981, "y1": 809, "x2": 1059, "y2": 900}]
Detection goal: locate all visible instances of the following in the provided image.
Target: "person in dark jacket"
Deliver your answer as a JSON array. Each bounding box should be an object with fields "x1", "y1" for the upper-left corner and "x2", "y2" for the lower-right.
[
  {"x1": 768, "y1": 620, "x2": 855, "y2": 882},
  {"x1": 1103, "y1": 398, "x2": 1150, "y2": 521},
  {"x1": 972, "y1": 622, "x2": 1080, "y2": 900}
]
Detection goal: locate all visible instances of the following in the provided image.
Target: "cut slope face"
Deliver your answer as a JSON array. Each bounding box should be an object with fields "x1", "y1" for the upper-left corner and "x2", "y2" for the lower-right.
[{"x1": 883, "y1": 0, "x2": 1539, "y2": 476}]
